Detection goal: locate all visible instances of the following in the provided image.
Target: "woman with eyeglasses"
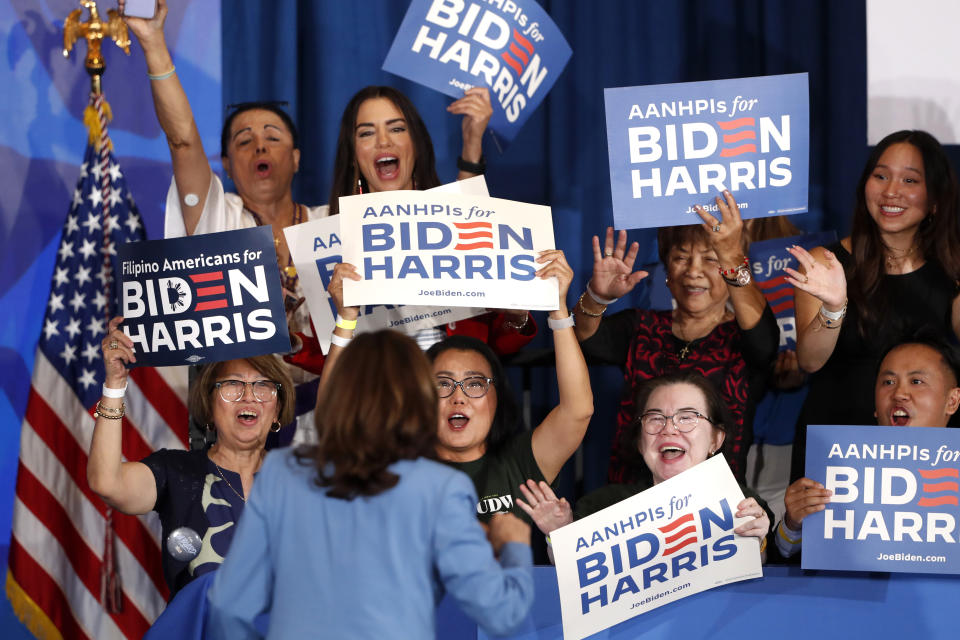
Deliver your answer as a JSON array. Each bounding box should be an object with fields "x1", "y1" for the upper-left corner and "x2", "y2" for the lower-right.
[
  {"x1": 87, "y1": 317, "x2": 295, "y2": 598},
  {"x1": 416, "y1": 250, "x2": 594, "y2": 523},
  {"x1": 518, "y1": 372, "x2": 771, "y2": 555},
  {"x1": 208, "y1": 330, "x2": 534, "y2": 638}
]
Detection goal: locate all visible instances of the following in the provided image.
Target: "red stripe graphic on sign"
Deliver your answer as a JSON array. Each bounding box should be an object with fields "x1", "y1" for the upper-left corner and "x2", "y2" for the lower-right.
[
  {"x1": 722, "y1": 130, "x2": 757, "y2": 144},
  {"x1": 196, "y1": 285, "x2": 226, "y2": 297},
  {"x1": 716, "y1": 117, "x2": 756, "y2": 130},
  {"x1": 513, "y1": 29, "x2": 535, "y2": 55},
  {"x1": 923, "y1": 481, "x2": 959, "y2": 493},
  {"x1": 918, "y1": 496, "x2": 959, "y2": 507},
  {"x1": 454, "y1": 222, "x2": 494, "y2": 229},
  {"x1": 509, "y1": 42, "x2": 530, "y2": 65},
  {"x1": 658, "y1": 512, "x2": 694, "y2": 532},
  {"x1": 457, "y1": 231, "x2": 494, "y2": 240},
  {"x1": 658, "y1": 512, "x2": 697, "y2": 556},
  {"x1": 189, "y1": 271, "x2": 223, "y2": 283},
  {"x1": 501, "y1": 52, "x2": 524, "y2": 76},
  {"x1": 917, "y1": 468, "x2": 960, "y2": 479},
  {"x1": 663, "y1": 525, "x2": 697, "y2": 544},
  {"x1": 194, "y1": 300, "x2": 229, "y2": 311},
  {"x1": 720, "y1": 143, "x2": 757, "y2": 157},
  {"x1": 454, "y1": 221, "x2": 493, "y2": 250}
]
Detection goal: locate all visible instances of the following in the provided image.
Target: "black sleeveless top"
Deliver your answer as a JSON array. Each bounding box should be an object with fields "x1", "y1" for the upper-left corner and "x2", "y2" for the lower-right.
[{"x1": 791, "y1": 242, "x2": 956, "y2": 479}]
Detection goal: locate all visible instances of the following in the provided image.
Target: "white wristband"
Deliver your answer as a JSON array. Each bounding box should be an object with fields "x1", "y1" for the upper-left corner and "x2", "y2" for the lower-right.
[
  {"x1": 102, "y1": 383, "x2": 127, "y2": 399},
  {"x1": 819, "y1": 301, "x2": 847, "y2": 321},
  {"x1": 586, "y1": 283, "x2": 618, "y2": 306},
  {"x1": 547, "y1": 314, "x2": 575, "y2": 330},
  {"x1": 330, "y1": 333, "x2": 352, "y2": 348}
]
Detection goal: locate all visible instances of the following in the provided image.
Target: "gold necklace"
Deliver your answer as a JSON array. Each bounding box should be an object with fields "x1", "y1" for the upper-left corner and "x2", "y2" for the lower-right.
[
  {"x1": 884, "y1": 244, "x2": 917, "y2": 269},
  {"x1": 212, "y1": 462, "x2": 245, "y2": 502}
]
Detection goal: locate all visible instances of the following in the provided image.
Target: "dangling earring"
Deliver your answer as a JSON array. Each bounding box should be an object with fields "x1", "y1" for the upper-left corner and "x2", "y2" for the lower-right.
[
  {"x1": 270, "y1": 420, "x2": 282, "y2": 433},
  {"x1": 356, "y1": 176, "x2": 363, "y2": 195},
  {"x1": 203, "y1": 423, "x2": 215, "y2": 446}
]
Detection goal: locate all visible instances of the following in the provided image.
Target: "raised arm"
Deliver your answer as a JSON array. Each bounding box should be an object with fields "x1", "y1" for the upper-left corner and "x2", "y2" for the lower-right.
[
  {"x1": 86, "y1": 317, "x2": 158, "y2": 514},
  {"x1": 573, "y1": 228, "x2": 648, "y2": 342},
  {"x1": 530, "y1": 250, "x2": 594, "y2": 482},
  {"x1": 121, "y1": 0, "x2": 212, "y2": 235},
  {"x1": 784, "y1": 244, "x2": 848, "y2": 373},
  {"x1": 316, "y1": 263, "x2": 362, "y2": 397},
  {"x1": 695, "y1": 191, "x2": 768, "y2": 330},
  {"x1": 447, "y1": 87, "x2": 492, "y2": 180}
]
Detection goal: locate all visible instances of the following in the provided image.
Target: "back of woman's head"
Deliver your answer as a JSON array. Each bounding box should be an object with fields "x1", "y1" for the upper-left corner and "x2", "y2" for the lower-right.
[
  {"x1": 618, "y1": 371, "x2": 733, "y2": 471},
  {"x1": 328, "y1": 86, "x2": 441, "y2": 214},
  {"x1": 849, "y1": 130, "x2": 960, "y2": 334},
  {"x1": 300, "y1": 330, "x2": 438, "y2": 499},
  {"x1": 426, "y1": 335, "x2": 520, "y2": 454}
]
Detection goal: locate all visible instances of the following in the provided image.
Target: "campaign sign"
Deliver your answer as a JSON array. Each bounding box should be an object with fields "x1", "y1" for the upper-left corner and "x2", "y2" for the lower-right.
[
  {"x1": 604, "y1": 73, "x2": 809, "y2": 230},
  {"x1": 340, "y1": 190, "x2": 558, "y2": 310},
  {"x1": 115, "y1": 227, "x2": 291, "y2": 367},
  {"x1": 382, "y1": 0, "x2": 572, "y2": 143},
  {"x1": 804, "y1": 425, "x2": 960, "y2": 575},
  {"x1": 285, "y1": 216, "x2": 483, "y2": 353},
  {"x1": 551, "y1": 456, "x2": 762, "y2": 640},
  {"x1": 749, "y1": 231, "x2": 836, "y2": 351}
]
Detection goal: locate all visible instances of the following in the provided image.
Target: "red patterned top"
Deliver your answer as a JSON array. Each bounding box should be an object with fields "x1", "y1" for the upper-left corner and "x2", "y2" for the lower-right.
[{"x1": 581, "y1": 306, "x2": 778, "y2": 484}]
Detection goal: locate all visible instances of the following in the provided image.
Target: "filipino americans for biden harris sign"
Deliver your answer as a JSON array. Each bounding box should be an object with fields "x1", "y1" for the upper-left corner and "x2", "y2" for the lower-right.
[
  {"x1": 383, "y1": 0, "x2": 571, "y2": 142},
  {"x1": 604, "y1": 73, "x2": 809, "y2": 230},
  {"x1": 115, "y1": 227, "x2": 290, "y2": 367},
  {"x1": 551, "y1": 456, "x2": 762, "y2": 640},
  {"x1": 804, "y1": 425, "x2": 960, "y2": 575},
  {"x1": 339, "y1": 190, "x2": 558, "y2": 311}
]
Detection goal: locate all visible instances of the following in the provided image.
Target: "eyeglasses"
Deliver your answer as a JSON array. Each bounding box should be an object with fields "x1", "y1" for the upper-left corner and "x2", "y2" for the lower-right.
[
  {"x1": 638, "y1": 410, "x2": 711, "y2": 434},
  {"x1": 436, "y1": 376, "x2": 494, "y2": 399},
  {"x1": 214, "y1": 380, "x2": 280, "y2": 403}
]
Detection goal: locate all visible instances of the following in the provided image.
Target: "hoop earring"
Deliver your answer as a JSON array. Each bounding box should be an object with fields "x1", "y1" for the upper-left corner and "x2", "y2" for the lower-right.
[{"x1": 270, "y1": 420, "x2": 282, "y2": 434}]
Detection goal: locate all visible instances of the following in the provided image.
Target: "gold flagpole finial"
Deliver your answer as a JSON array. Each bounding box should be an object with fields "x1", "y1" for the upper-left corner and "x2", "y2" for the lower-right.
[{"x1": 62, "y1": 0, "x2": 130, "y2": 95}]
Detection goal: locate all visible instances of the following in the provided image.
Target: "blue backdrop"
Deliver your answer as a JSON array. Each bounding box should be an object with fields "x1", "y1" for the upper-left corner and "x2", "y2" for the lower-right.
[
  {"x1": 222, "y1": 0, "x2": 877, "y2": 497},
  {"x1": 1, "y1": 1, "x2": 877, "y2": 553}
]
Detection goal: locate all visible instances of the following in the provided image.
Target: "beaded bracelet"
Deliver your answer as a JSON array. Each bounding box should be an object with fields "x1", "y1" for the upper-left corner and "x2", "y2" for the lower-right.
[
  {"x1": 718, "y1": 255, "x2": 749, "y2": 278},
  {"x1": 94, "y1": 400, "x2": 125, "y2": 420}
]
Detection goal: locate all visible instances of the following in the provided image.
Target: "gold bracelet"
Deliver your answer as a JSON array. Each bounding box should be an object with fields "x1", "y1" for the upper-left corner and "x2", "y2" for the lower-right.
[
  {"x1": 576, "y1": 291, "x2": 605, "y2": 318},
  {"x1": 94, "y1": 400, "x2": 125, "y2": 420}
]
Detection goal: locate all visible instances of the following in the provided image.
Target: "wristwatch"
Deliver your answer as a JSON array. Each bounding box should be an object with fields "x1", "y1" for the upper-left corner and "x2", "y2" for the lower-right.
[{"x1": 721, "y1": 264, "x2": 752, "y2": 287}]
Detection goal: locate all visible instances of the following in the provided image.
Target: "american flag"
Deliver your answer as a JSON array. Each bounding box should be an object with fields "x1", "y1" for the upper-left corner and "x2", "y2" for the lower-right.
[{"x1": 5, "y1": 93, "x2": 189, "y2": 639}]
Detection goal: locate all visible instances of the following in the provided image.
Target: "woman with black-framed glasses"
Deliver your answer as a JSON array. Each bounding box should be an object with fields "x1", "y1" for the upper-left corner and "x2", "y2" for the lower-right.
[
  {"x1": 416, "y1": 251, "x2": 594, "y2": 529},
  {"x1": 87, "y1": 317, "x2": 295, "y2": 598},
  {"x1": 518, "y1": 371, "x2": 773, "y2": 560}
]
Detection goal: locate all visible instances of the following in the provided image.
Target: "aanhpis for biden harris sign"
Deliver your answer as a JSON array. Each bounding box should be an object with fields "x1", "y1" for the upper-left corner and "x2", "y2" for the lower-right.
[
  {"x1": 604, "y1": 73, "x2": 809, "y2": 230},
  {"x1": 804, "y1": 425, "x2": 960, "y2": 575},
  {"x1": 383, "y1": 0, "x2": 571, "y2": 143},
  {"x1": 339, "y1": 190, "x2": 558, "y2": 311}
]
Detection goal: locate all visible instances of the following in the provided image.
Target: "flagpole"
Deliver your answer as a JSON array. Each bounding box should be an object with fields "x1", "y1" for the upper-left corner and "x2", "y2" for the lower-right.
[{"x1": 62, "y1": 0, "x2": 132, "y2": 615}]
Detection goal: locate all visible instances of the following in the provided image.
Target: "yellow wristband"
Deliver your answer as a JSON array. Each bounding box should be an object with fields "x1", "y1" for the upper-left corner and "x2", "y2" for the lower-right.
[{"x1": 335, "y1": 315, "x2": 357, "y2": 331}]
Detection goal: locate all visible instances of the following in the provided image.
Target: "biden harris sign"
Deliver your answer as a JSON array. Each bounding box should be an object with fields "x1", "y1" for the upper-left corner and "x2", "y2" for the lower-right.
[
  {"x1": 116, "y1": 227, "x2": 291, "y2": 367},
  {"x1": 604, "y1": 73, "x2": 809, "y2": 229},
  {"x1": 804, "y1": 425, "x2": 960, "y2": 575},
  {"x1": 339, "y1": 190, "x2": 558, "y2": 311},
  {"x1": 551, "y1": 456, "x2": 762, "y2": 640},
  {"x1": 383, "y1": 0, "x2": 571, "y2": 142}
]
